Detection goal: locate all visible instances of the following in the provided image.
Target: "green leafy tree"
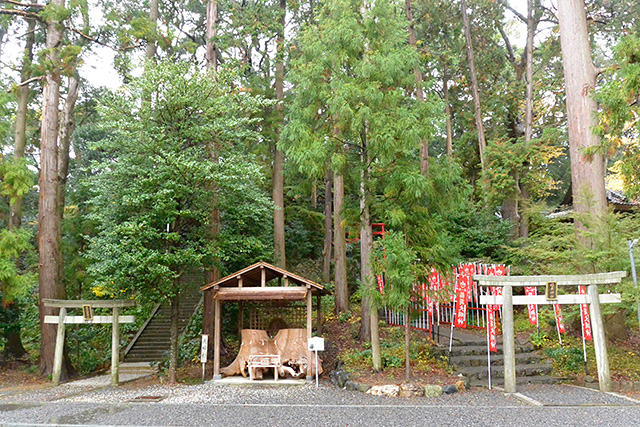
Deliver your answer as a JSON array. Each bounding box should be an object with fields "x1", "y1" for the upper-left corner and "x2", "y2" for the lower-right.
[{"x1": 86, "y1": 60, "x2": 271, "y2": 382}]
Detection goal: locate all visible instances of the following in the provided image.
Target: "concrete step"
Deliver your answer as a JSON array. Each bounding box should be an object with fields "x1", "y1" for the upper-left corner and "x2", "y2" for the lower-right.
[
  {"x1": 451, "y1": 352, "x2": 544, "y2": 368},
  {"x1": 469, "y1": 374, "x2": 562, "y2": 388},
  {"x1": 458, "y1": 362, "x2": 552, "y2": 381},
  {"x1": 437, "y1": 343, "x2": 534, "y2": 357}
]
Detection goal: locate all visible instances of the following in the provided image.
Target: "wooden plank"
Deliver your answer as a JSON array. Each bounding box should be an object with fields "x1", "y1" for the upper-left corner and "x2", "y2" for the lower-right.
[
  {"x1": 43, "y1": 299, "x2": 135, "y2": 308},
  {"x1": 472, "y1": 271, "x2": 626, "y2": 287},
  {"x1": 589, "y1": 284, "x2": 611, "y2": 392},
  {"x1": 214, "y1": 287, "x2": 308, "y2": 301},
  {"x1": 479, "y1": 294, "x2": 621, "y2": 306},
  {"x1": 44, "y1": 315, "x2": 135, "y2": 324}
]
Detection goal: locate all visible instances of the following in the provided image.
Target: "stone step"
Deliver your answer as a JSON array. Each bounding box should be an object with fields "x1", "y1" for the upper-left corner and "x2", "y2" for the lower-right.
[
  {"x1": 437, "y1": 343, "x2": 534, "y2": 357},
  {"x1": 451, "y1": 352, "x2": 544, "y2": 368},
  {"x1": 457, "y1": 362, "x2": 552, "y2": 381},
  {"x1": 468, "y1": 374, "x2": 562, "y2": 388}
]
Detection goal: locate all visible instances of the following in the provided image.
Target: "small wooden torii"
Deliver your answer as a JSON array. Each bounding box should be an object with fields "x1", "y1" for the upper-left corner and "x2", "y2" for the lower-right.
[
  {"x1": 43, "y1": 299, "x2": 135, "y2": 386},
  {"x1": 475, "y1": 271, "x2": 626, "y2": 393}
]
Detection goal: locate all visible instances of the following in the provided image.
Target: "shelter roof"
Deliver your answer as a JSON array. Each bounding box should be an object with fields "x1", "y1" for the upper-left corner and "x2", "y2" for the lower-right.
[{"x1": 200, "y1": 261, "x2": 328, "y2": 297}]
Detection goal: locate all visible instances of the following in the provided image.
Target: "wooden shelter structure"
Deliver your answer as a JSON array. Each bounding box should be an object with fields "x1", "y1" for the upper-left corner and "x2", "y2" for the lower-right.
[{"x1": 200, "y1": 261, "x2": 329, "y2": 380}]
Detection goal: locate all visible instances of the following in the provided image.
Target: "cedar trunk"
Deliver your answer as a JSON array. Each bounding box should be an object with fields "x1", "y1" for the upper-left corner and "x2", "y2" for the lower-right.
[
  {"x1": 273, "y1": 0, "x2": 287, "y2": 269},
  {"x1": 322, "y1": 169, "x2": 332, "y2": 284},
  {"x1": 146, "y1": 0, "x2": 159, "y2": 61},
  {"x1": 359, "y1": 162, "x2": 372, "y2": 341},
  {"x1": 9, "y1": 18, "x2": 35, "y2": 230},
  {"x1": 333, "y1": 170, "x2": 348, "y2": 313},
  {"x1": 38, "y1": 0, "x2": 66, "y2": 378},
  {"x1": 461, "y1": 0, "x2": 487, "y2": 168},
  {"x1": 206, "y1": 0, "x2": 218, "y2": 70},
  {"x1": 405, "y1": 0, "x2": 428, "y2": 176},
  {"x1": 168, "y1": 293, "x2": 179, "y2": 383},
  {"x1": 557, "y1": 0, "x2": 607, "y2": 219}
]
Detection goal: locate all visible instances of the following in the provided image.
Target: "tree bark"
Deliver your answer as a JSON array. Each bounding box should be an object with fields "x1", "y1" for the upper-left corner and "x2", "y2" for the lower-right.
[
  {"x1": 38, "y1": 0, "x2": 66, "y2": 378},
  {"x1": 205, "y1": 0, "x2": 218, "y2": 70},
  {"x1": 333, "y1": 170, "x2": 349, "y2": 314},
  {"x1": 273, "y1": 0, "x2": 286, "y2": 269},
  {"x1": 405, "y1": 304, "x2": 411, "y2": 381},
  {"x1": 358, "y1": 158, "x2": 372, "y2": 341},
  {"x1": 9, "y1": 18, "x2": 36, "y2": 231},
  {"x1": 443, "y1": 62, "x2": 453, "y2": 156},
  {"x1": 558, "y1": 0, "x2": 607, "y2": 219},
  {"x1": 461, "y1": 0, "x2": 487, "y2": 169},
  {"x1": 322, "y1": 169, "x2": 332, "y2": 284},
  {"x1": 168, "y1": 292, "x2": 179, "y2": 383},
  {"x1": 405, "y1": 0, "x2": 428, "y2": 176},
  {"x1": 146, "y1": 0, "x2": 159, "y2": 61}
]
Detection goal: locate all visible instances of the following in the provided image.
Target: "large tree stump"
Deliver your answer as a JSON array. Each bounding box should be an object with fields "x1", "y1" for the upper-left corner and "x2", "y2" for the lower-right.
[
  {"x1": 220, "y1": 329, "x2": 323, "y2": 379},
  {"x1": 220, "y1": 329, "x2": 275, "y2": 377},
  {"x1": 274, "y1": 328, "x2": 322, "y2": 378}
]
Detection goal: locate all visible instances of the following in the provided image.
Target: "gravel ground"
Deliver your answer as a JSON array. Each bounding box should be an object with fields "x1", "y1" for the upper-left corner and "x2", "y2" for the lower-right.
[{"x1": 1, "y1": 381, "x2": 639, "y2": 426}]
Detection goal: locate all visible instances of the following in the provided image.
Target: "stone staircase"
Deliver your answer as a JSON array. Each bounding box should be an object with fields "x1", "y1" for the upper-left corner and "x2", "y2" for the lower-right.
[
  {"x1": 435, "y1": 338, "x2": 559, "y2": 388},
  {"x1": 123, "y1": 285, "x2": 203, "y2": 363}
]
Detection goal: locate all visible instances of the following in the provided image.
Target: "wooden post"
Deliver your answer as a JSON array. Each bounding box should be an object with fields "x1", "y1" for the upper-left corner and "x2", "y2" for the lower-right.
[
  {"x1": 502, "y1": 284, "x2": 516, "y2": 393},
  {"x1": 283, "y1": 275, "x2": 288, "y2": 287},
  {"x1": 52, "y1": 307, "x2": 66, "y2": 386},
  {"x1": 111, "y1": 306, "x2": 120, "y2": 386},
  {"x1": 316, "y1": 295, "x2": 322, "y2": 335},
  {"x1": 213, "y1": 298, "x2": 221, "y2": 380},
  {"x1": 237, "y1": 302, "x2": 244, "y2": 336},
  {"x1": 306, "y1": 288, "x2": 313, "y2": 381},
  {"x1": 238, "y1": 276, "x2": 243, "y2": 288},
  {"x1": 261, "y1": 266, "x2": 266, "y2": 287},
  {"x1": 589, "y1": 284, "x2": 611, "y2": 392}
]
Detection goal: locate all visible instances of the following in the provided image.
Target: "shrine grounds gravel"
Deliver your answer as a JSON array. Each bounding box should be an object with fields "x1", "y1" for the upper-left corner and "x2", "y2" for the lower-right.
[{"x1": 2, "y1": 381, "x2": 640, "y2": 426}]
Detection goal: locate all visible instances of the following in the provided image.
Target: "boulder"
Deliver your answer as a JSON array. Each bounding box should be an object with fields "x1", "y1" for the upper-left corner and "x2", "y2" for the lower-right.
[
  {"x1": 344, "y1": 380, "x2": 359, "y2": 391},
  {"x1": 442, "y1": 384, "x2": 458, "y2": 395},
  {"x1": 366, "y1": 385, "x2": 400, "y2": 397},
  {"x1": 423, "y1": 385, "x2": 444, "y2": 397},
  {"x1": 399, "y1": 383, "x2": 424, "y2": 398},
  {"x1": 357, "y1": 383, "x2": 372, "y2": 393},
  {"x1": 604, "y1": 309, "x2": 629, "y2": 343}
]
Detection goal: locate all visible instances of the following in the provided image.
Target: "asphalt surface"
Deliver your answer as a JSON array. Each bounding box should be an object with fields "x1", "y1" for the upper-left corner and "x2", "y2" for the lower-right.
[{"x1": 1, "y1": 380, "x2": 639, "y2": 426}]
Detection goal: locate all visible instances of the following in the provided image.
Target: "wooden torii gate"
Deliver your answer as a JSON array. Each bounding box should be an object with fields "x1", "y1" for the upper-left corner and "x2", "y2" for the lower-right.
[
  {"x1": 43, "y1": 299, "x2": 135, "y2": 386},
  {"x1": 474, "y1": 271, "x2": 626, "y2": 393}
]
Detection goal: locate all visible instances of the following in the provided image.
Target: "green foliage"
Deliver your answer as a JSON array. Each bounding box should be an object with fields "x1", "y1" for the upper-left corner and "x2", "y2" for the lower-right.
[
  {"x1": 545, "y1": 347, "x2": 585, "y2": 373},
  {"x1": 86, "y1": 59, "x2": 272, "y2": 304},
  {"x1": 0, "y1": 228, "x2": 36, "y2": 305},
  {"x1": 0, "y1": 158, "x2": 35, "y2": 206}
]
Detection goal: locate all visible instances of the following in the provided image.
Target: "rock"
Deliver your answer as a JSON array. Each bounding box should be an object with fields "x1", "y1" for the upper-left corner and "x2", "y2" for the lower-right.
[
  {"x1": 604, "y1": 309, "x2": 629, "y2": 343},
  {"x1": 442, "y1": 384, "x2": 458, "y2": 395},
  {"x1": 357, "y1": 383, "x2": 372, "y2": 393},
  {"x1": 366, "y1": 385, "x2": 400, "y2": 397},
  {"x1": 423, "y1": 385, "x2": 444, "y2": 398},
  {"x1": 584, "y1": 375, "x2": 596, "y2": 383},
  {"x1": 399, "y1": 383, "x2": 424, "y2": 398},
  {"x1": 455, "y1": 380, "x2": 465, "y2": 392},
  {"x1": 344, "y1": 380, "x2": 359, "y2": 391},
  {"x1": 330, "y1": 370, "x2": 352, "y2": 388}
]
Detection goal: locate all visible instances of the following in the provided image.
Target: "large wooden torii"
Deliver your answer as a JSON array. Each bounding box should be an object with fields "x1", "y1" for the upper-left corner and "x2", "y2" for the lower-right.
[{"x1": 475, "y1": 271, "x2": 626, "y2": 393}]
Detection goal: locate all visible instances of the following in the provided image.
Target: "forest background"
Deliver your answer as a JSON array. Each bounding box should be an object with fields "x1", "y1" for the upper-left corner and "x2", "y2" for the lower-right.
[{"x1": 1, "y1": 0, "x2": 640, "y2": 383}]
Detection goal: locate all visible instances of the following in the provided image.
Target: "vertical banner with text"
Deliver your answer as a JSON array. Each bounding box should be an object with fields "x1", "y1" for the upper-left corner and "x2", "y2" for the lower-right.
[
  {"x1": 554, "y1": 304, "x2": 566, "y2": 333},
  {"x1": 524, "y1": 287, "x2": 538, "y2": 325},
  {"x1": 579, "y1": 286, "x2": 593, "y2": 340}
]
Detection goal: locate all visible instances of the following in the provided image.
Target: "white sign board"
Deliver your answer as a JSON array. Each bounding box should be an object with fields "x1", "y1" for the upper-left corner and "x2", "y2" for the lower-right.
[
  {"x1": 308, "y1": 336, "x2": 325, "y2": 351},
  {"x1": 200, "y1": 335, "x2": 209, "y2": 363}
]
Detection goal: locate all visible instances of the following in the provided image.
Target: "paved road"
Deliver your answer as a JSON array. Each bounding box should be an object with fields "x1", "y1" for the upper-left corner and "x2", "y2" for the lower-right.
[{"x1": 1, "y1": 381, "x2": 639, "y2": 426}]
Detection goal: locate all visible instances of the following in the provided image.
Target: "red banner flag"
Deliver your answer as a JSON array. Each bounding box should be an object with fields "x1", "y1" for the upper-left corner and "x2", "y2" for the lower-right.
[
  {"x1": 579, "y1": 286, "x2": 593, "y2": 341},
  {"x1": 524, "y1": 287, "x2": 538, "y2": 325},
  {"x1": 554, "y1": 304, "x2": 566, "y2": 333},
  {"x1": 487, "y1": 303, "x2": 497, "y2": 352},
  {"x1": 376, "y1": 275, "x2": 384, "y2": 293},
  {"x1": 454, "y1": 265, "x2": 473, "y2": 328}
]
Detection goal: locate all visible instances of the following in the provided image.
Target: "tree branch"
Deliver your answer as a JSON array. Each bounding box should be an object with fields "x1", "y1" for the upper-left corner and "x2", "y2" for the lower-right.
[
  {"x1": 498, "y1": 24, "x2": 516, "y2": 64},
  {"x1": 500, "y1": 0, "x2": 527, "y2": 23},
  {"x1": 1, "y1": 0, "x2": 43, "y2": 8},
  {"x1": 0, "y1": 8, "x2": 41, "y2": 20}
]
